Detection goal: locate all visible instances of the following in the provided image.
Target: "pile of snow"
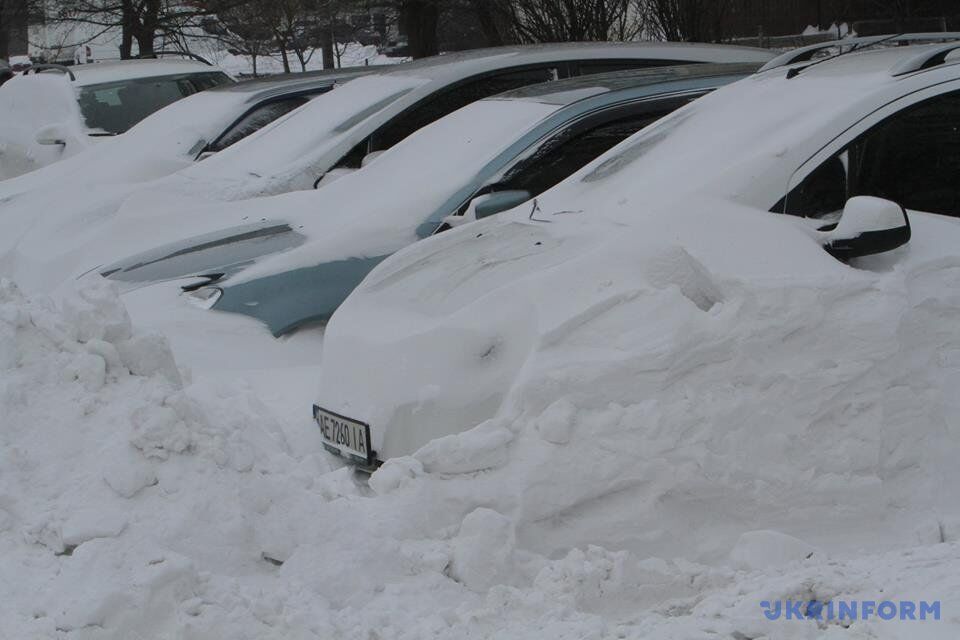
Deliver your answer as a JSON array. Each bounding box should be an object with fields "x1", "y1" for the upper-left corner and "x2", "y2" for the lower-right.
[{"x1": 1, "y1": 276, "x2": 958, "y2": 638}]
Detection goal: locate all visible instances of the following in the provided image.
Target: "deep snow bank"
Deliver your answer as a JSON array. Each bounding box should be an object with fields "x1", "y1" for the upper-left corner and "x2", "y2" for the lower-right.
[{"x1": 2, "y1": 277, "x2": 959, "y2": 638}]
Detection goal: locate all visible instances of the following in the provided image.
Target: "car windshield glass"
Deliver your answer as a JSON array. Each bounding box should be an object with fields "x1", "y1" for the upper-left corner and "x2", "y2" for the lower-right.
[{"x1": 78, "y1": 72, "x2": 231, "y2": 134}]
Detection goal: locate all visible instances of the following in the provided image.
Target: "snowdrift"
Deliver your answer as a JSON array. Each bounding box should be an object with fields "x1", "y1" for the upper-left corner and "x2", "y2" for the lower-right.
[{"x1": 2, "y1": 270, "x2": 959, "y2": 638}]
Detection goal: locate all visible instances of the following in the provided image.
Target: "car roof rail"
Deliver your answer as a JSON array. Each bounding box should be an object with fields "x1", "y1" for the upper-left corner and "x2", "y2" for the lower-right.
[
  {"x1": 135, "y1": 51, "x2": 214, "y2": 66},
  {"x1": 758, "y1": 32, "x2": 960, "y2": 73},
  {"x1": 22, "y1": 63, "x2": 76, "y2": 81},
  {"x1": 890, "y1": 41, "x2": 960, "y2": 75}
]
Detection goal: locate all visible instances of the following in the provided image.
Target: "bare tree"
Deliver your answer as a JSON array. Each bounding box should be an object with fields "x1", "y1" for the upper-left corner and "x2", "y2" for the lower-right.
[
  {"x1": 52, "y1": 0, "x2": 242, "y2": 59},
  {"x1": 495, "y1": 0, "x2": 642, "y2": 42},
  {"x1": 202, "y1": 0, "x2": 276, "y2": 75},
  {"x1": 638, "y1": 0, "x2": 732, "y2": 42}
]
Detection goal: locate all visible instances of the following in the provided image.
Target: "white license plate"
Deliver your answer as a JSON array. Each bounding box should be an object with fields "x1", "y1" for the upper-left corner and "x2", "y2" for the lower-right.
[{"x1": 313, "y1": 404, "x2": 373, "y2": 464}]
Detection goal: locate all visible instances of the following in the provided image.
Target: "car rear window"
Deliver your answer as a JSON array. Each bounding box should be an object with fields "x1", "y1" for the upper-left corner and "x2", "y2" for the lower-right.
[{"x1": 78, "y1": 71, "x2": 232, "y2": 134}]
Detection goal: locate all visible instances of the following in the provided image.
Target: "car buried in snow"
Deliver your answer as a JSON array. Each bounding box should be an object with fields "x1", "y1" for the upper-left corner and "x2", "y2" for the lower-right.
[
  {"x1": 98, "y1": 62, "x2": 761, "y2": 335},
  {"x1": 311, "y1": 35, "x2": 960, "y2": 469},
  {"x1": 0, "y1": 64, "x2": 378, "y2": 193},
  {"x1": 0, "y1": 55, "x2": 235, "y2": 179}
]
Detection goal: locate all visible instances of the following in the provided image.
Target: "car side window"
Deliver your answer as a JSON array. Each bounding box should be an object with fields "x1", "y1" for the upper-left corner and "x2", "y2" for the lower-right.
[
  {"x1": 208, "y1": 97, "x2": 310, "y2": 153},
  {"x1": 367, "y1": 65, "x2": 560, "y2": 153},
  {"x1": 498, "y1": 98, "x2": 697, "y2": 197},
  {"x1": 781, "y1": 89, "x2": 960, "y2": 218}
]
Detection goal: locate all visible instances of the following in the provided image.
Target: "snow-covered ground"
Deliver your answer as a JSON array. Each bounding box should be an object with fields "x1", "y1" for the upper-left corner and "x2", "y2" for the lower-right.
[{"x1": 2, "y1": 274, "x2": 958, "y2": 639}]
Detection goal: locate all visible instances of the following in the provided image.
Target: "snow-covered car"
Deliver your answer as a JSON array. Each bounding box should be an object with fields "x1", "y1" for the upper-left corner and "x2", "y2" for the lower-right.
[
  {"x1": 312, "y1": 38, "x2": 960, "y2": 468},
  {"x1": 162, "y1": 42, "x2": 775, "y2": 200},
  {"x1": 0, "y1": 65, "x2": 376, "y2": 199},
  {"x1": 0, "y1": 57, "x2": 233, "y2": 179},
  {"x1": 0, "y1": 59, "x2": 11, "y2": 86},
  {"x1": 99, "y1": 63, "x2": 760, "y2": 335}
]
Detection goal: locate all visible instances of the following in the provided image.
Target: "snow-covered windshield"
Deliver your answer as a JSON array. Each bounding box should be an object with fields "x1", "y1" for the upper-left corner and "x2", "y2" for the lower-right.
[
  {"x1": 184, "y1": 74, "x2": 427, "y2": 180},
  {"x1": 356, "y1": 97, "x2": 561, "y2": 191},
  {"x1": 78, "y1": 72, "x2": 232, "y2": 134}
]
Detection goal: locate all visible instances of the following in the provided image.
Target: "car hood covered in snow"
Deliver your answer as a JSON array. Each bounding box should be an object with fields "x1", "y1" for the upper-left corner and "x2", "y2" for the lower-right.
[{"x1": 316, "y1": 193, "x2": 855, "y2": 459}]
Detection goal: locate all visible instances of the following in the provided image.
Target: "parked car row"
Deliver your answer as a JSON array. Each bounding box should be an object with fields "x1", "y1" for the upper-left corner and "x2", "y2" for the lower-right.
[{"x1": 3, "y1": 36, "x2": 959, "y2": 471}]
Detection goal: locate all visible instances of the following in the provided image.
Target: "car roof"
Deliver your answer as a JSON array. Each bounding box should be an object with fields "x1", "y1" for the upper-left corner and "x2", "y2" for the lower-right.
[
  {"x1": 763, "y1": 41, "x2": 960, "y2": 83},
  {"x1": 378, "y1": 42, "x2": 774, "y2": 82},
  {"x1": 70, "y1": 58, "x2": 226, "y2": 86},
  {"x1": 490, "y1": 61, "x2": 763, "y2": 105},
  {"x1": 211, "y1": 66, "x2": 388, "y2": 103}
]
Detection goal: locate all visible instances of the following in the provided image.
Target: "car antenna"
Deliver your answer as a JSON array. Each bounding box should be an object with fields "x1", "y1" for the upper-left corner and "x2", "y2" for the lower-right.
[{"x1": 786, "y1": 33, "x2": 905, "y2": 79}]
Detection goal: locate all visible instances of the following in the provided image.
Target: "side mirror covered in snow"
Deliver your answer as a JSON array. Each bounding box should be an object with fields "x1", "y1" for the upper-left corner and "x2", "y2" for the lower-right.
[
  {"x1": 474, "y1": 190, "x2": 532, "y2": 220},
  {"x1": 35, "y1": 123, "x2": 70, "y2": 146},
  {"x1": 822, "y1": 196, "x2": 911, "y2": 261}
]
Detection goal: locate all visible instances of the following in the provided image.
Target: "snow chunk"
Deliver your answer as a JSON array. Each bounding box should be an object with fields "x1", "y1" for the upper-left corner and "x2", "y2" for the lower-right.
[
  {"x1": 117, "y1": 333, "x2": 182, "y2": 387},
  {"x1": 414, "y1": 421, "x2": 514, "y2": 474},
  {"x1": 729, "y1": 530, "x2": 818, "y2": 571},
  {"x1": 129, "y1": 404, "x2": 192, "y2": 459},
  {"x1": 450, "y1": 508, "x2": 516, "y2": 591},
  {"x1": 60, "y1": 279, "x2": 132, "y2": 344},
  {"x1": 641, "y1": 244, "x2": 723, "y2": 312},
  {"x1": 101, "y1": 443, "x2": 158, "y2": 498},
  {"x1": 61, "y1": 507, "x2": 128, "y2": 547},
  {"x1": 533, "y1": 397, "x2": 577, "y2": 444},
  {"x1": 369, "y1": 457, "x2": 424, "y2": 495},
  {"x1": 533, "y1": 546, "x2": 628, "y2": 609}
]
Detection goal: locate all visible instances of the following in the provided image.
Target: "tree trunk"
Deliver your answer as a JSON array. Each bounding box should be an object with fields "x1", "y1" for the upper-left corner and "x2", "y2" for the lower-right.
[
  {"x1": 279, "y1": 43, "x2": 290, "y2": 73},
  {"x1": 320, "y1": 31, "x2": 334, "y2": 69},
  {"x1": 0, "y1": 1, "x2": 9, "y2": 61},
  {"x1": 120, "y1": 0, "x2": 135, "y2": 58},
  {"x1": 401, "y1": 0, "x2": 439, "y2": 59}
]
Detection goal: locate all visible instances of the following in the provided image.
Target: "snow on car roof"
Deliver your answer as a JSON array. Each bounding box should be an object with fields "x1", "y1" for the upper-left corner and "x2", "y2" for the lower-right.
[
  {"x1": 379, "y1": 42, "x2": 774, "y2": 83},
  {"x1": 172, "y1": 72, "x2": 429, "y2": 190},
  {"x1": 490, "y1": 62, "x2": 762, "y2": 105},
  {"x1": 210, "y1": 66, "x2": 385, "y2": 103},
  {"x1": 69, "y1": 58, "x2": 225, "y2": 86}
]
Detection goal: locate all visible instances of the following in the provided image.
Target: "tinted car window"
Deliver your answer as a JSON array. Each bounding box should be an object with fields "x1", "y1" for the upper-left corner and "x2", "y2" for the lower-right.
[
  {"x1": 782, "y1": 89, "x2": 960, "y2": 218},
  {"x1": 500, "y1": 97, "x2": 699, "y2": 196},
  {"x1": 368, "y1": 65, "x2": 560, "y2": 153},
  {"x1": 208, "y1": 96, "x2": 310, "y2": 152},
  {"x1": 78, "y1": 71, "x2": 232, "y2": 134}
]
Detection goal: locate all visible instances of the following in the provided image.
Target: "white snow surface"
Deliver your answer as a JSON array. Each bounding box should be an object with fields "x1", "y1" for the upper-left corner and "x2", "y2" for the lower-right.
[{"x1": 2, "y1": 276, "x2": 959, "y2": 639}]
